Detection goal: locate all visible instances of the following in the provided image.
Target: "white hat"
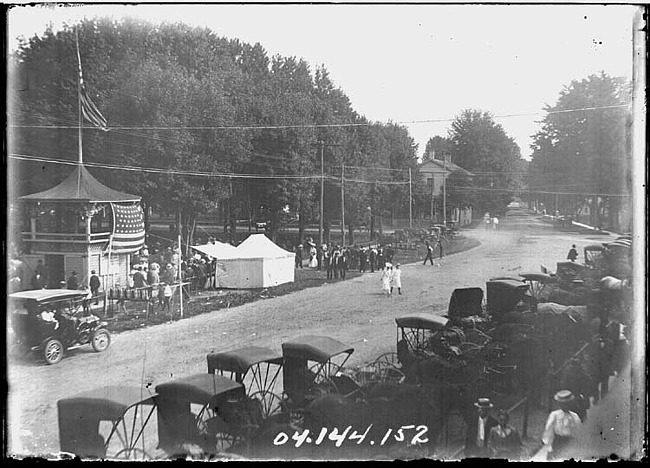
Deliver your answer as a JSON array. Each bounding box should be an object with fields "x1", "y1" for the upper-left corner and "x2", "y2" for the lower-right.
[
  {"x1": 554, "y1": 390, "x2": 574, "y2": 403},
  {"x1": 474, "y1": 398, "x2": 494, "y2": 409},
  {"x1": 385, "y1": 262, "x2": 393, "y2": 268}
]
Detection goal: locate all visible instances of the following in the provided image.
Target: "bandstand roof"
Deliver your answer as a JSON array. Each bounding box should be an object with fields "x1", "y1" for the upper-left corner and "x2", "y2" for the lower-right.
[{"x1": 20, "y1": 165, "x2": 140, "y2": 203}]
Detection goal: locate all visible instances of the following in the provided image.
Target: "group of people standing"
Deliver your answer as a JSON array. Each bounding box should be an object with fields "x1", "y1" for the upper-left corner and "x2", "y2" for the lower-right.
[{"x1": 295, "y1": 239, "x2": 397, "y2": 280}]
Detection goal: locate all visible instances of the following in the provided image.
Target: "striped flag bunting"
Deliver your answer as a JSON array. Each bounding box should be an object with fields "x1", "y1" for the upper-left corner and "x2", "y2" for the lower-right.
[{"x1": 110, "y1": 203, "x2": 145, "y2": 254}]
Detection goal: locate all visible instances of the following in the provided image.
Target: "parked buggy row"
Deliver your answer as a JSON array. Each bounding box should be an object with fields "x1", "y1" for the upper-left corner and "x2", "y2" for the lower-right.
[{"x1": 56, "y1": 335, "x2": 370, "y2": 460}]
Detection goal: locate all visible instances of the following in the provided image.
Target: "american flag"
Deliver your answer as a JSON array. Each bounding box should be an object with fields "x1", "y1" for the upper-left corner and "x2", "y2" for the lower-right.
[
  {"x1": 76, "y1": 29, "x2": 108, "y2": 131},
  {"x1": 111, "y1": 203, "x2": 145, "y2": 253}
]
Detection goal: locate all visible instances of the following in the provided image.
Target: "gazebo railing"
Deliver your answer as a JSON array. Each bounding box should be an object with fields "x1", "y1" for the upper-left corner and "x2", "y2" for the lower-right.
[{"x1": 22, "y1": 231, "x2": 111, "y2": 244}]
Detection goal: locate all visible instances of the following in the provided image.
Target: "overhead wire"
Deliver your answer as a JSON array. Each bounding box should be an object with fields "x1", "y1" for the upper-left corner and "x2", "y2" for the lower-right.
[{"x1": 8, "y1": 104, "x2": 629, "y2": 131}]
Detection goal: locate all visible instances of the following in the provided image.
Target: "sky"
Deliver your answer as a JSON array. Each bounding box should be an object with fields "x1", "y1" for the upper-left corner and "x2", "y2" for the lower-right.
[{"x1": 7, "y1": 3, "x2": 637, "y2": 160}]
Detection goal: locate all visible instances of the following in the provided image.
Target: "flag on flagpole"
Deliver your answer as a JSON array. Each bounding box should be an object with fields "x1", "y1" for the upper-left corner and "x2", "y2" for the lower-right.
[
  {"x1": 80, "y1": 84, "x2": 108, "y2": 130},
  {"x1": 76, "y1": 30, "x2": 108, "y2": 131}
]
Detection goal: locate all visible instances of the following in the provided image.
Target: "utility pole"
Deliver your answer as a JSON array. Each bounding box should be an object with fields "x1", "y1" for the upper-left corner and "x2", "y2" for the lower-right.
[
  {"x1": 408, "y1": 168, "x2": 413, "y2": 230},
  {"x1": 311, "y1": 141, "x2": 339, "y2": 247},
  {"x1": 341, "y1": 162, "x2": 345, "y2": 246},
  {"x1": 443, "y1": 157, "x2": 447, "y2": 226},
  {"x1": 177, "y1": 209, "x2": 183, "y2": 319}
]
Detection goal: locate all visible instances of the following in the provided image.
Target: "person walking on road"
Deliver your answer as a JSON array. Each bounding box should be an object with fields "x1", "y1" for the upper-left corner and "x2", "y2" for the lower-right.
[
  {"x1": 423, "y1": 241, "x2": 434, "y2": 265},
  {"x1": 492, "y1": 217, "x2": 499, "y2": 230},
  {"x1": 390, "y1": 263, "x2": 402, "y2": 295},
  {"x1": 381, "y1": 264, "x2": 392, "y2": 296},
  {"x1": 484, "y1": 213, "x2": 491, "y2": 230},
  {"x1": 437, "y1": 238, "x2": 444, "y2": 259},
  {"x1": 541, "y1": 390, "x2": 582, "y2": 460},
  {"x1": 567, "y1": 244, "x2": 578, "y2": 262}
]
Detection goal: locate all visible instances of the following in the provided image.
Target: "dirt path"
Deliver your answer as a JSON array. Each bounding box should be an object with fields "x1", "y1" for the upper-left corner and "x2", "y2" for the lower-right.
[{"x1": 7, "y1": 208, "x2": 616, "y2": 457}]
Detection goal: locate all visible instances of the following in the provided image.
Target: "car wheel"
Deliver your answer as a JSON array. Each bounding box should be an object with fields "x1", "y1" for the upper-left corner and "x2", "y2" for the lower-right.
[
  {"x1": 92, "y1": 328, "x2": 111, "y2": 352},
  {"x1": 44, "y1": 339, "x2": 64, "y2": 365}
]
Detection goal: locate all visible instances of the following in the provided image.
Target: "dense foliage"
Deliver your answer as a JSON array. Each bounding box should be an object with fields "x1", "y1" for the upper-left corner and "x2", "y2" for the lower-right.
[
  {"x1": 527, "y1": 73, "x2": 632, "y2": 230},
  {"x1": 421, "y1": 111, "x2": 525, "y2": 216},
  {"x1": 8, "y1": 18, "x2": 419, "y2": 244}
]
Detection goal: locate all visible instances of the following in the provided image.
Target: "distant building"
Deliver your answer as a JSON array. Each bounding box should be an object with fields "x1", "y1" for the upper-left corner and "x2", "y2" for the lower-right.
[{"x1": 419, "y1": 153, "x2": 474, "y2": 226}]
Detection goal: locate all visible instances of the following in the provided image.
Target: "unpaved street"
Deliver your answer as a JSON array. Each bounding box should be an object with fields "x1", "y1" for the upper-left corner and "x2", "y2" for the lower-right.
[{"x1": 7, "y1": 209, "x2": 616, "y2": 457}]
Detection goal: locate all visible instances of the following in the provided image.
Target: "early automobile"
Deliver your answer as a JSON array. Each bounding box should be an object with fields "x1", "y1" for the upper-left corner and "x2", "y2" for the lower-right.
[{"x1": 9, "y1": 289, "x2": 110, "y2": 364}]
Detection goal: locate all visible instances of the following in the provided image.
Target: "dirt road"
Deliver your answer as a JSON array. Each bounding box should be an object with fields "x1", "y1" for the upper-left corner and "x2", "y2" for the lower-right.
[{"x1": 7, "y1": 208, "x2": 616, "y2": 457}]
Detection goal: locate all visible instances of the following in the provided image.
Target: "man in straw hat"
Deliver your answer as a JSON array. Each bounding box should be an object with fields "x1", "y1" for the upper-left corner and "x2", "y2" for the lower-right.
[
  {"x1": 465, "y1": 397, "x2": 498, "y2": 457},
  {"x1": 541, "y1": 390, "x2": 582, "y2": 460}
]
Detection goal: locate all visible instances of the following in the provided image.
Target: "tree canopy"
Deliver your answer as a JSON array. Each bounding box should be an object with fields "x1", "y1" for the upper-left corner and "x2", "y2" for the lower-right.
[
  {"x1": 8, "y1": 18, "x2": 418, "y2": 244},
  {"x1": 527, "y1": 73, "x2": 631, "y2": 230}
]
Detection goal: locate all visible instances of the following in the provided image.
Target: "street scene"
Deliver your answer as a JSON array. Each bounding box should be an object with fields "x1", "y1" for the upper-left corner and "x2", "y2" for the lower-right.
[{"x1": 6, "y1": 3, "x2": 645, "y2": 462}]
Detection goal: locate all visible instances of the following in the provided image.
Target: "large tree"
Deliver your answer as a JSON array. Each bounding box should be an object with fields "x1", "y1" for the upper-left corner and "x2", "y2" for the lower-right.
[
  {"x1": 528, "y1": 73, "x2": 631, "y2": 230},
  {"x1": 447, "y1": 109, "x2": 523, "y2": 215}
]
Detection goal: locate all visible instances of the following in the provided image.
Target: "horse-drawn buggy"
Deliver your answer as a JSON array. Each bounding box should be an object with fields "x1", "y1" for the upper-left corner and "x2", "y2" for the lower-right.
[
  {"x1": 56, "y1": 336, "x2": 372, "y2": 460},
  {"x1": 58, "y1": 370, "x2": 276, "y2": 460}
]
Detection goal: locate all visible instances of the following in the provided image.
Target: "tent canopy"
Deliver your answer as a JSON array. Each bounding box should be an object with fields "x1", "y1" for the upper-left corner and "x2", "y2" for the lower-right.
[
  {"x1": 235, "y1": 234, "x2": 293, "y2": 258},
  {"x1": 191, "y1": 242, "x2": 238, "y2": 259},
  {"x1": 200, "y1": 234, "x2": 294, "y2": 289},
  {"x1": 20, "y1": 165, "x2": 141, "y2": 203}
]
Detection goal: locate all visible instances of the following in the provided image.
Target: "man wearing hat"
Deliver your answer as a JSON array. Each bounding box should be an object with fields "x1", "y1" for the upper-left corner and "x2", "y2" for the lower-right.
[
  {"x1": 542, "y1": 390, "x2": 582, "y2": 460},
  {"x1": 465, "y1": 397, "x2": 498, "y2": 457}
]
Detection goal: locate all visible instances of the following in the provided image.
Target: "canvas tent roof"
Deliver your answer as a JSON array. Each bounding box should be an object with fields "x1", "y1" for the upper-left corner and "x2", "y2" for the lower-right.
[
  {"x1": 20, "y1": 165, "x2": 141, "y2": 203},
  {"x1": 192, "y1": 242, "x2": 238, "y2": 259},
  {"x1": 235, "y1": 234, "x2": 293, "y2": 258}
]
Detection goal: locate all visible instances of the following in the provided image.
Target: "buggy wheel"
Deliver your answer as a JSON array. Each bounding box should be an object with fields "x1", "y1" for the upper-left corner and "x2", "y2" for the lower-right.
[
  {"x1": 43, "y1": 339, "x2": 64, "y2": 365},
  {"x1": 373, "y1": 352, "x2": 405, "y2": 383},
  {"x1": 104, "y1": 403, "x2": 158, "y2": 460},
  {"x1": 92, "y1": 328, "x2": 111, "y2": 352},
  {"x1": 249, "y1": 390, "x2": 284, "y2": 419},
  {"x1": 112, "y1": 447, "x2": 152, "y2": 460},
  {"x1": 196, "y1": 405, "x2": 239, "y2": 454}
]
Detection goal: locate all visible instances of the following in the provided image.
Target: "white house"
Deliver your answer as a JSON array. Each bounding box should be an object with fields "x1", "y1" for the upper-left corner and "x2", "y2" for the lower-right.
[{"x1": 419, "y1": 156, "x2": 474, "y2": 226}]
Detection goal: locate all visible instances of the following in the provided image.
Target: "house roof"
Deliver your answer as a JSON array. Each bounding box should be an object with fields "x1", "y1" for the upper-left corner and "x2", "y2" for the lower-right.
[
  {"x1": 419, "y1": 158, "x2": 473, "y2": 177},
  {"x1": 20, "y1": 165, "x2": 141, "y2": 203}
]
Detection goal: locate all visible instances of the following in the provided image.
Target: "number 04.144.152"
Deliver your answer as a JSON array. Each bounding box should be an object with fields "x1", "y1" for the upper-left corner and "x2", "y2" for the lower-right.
[{"x1": 273, "y1": 425, "x2": 429, "y2": 448}]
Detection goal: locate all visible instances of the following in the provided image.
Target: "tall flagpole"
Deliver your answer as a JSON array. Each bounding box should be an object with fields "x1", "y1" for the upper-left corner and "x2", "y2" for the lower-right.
[{"x1": 75, "y1": 27, "x2": 83, "y2": 164}]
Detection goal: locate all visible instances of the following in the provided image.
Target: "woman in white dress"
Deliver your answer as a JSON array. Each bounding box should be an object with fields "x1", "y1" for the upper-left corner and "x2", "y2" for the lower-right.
[
  {"x1": 391, "y1": 263, "x2": 402, "y2": 295},
  {"x1": 308, "y1": 244, "x2": 318, "y2": 268},
  {"x1": 381, "y1": 264, "x2": 392, "y2": 296}
]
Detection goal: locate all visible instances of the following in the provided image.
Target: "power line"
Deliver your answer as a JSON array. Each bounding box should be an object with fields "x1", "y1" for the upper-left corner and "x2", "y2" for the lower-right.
[
  {"x1": 8, "y1": 153, "x2": 408, "y2": 186},
  {"x1": 7, "y1": 104, "x2": 629, "y2": 131}
]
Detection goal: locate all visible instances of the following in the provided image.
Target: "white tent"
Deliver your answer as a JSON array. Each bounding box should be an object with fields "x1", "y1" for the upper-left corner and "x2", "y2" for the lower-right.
[
  {"x1": 215, "y1": 234, "x2": 295, "y2": 289},
  {"x1": 191, "y1": 241, "x2": 238, "y2": 259}
]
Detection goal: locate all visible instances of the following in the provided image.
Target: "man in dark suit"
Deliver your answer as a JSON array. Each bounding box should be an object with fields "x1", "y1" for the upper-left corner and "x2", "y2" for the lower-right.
[{"x1": 465, "y1": 397, "x2": 498, "y2": 457}]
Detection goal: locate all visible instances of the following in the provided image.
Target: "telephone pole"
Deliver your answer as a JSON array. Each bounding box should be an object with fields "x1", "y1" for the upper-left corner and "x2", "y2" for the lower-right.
[
  {"x1": 408, "y1": 168, "x2": 413, "y2": 230},
  {"x1": 341, "y1": 162, "x2": 346, "y2": 246},
  {"x1": 443, "y1": 156, "x2": 447, "y2": 226},
  {"x1": 312, "y1": 141, "x2": 339, "y2": 247}
]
